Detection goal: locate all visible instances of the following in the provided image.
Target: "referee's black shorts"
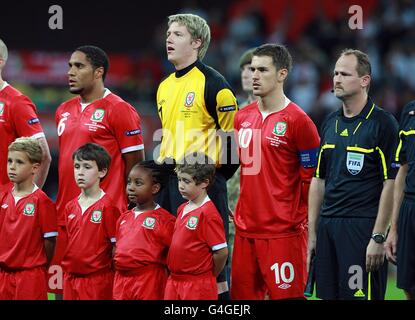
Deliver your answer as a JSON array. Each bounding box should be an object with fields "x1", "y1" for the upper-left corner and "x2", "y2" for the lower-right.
[
  {"x1": 315, "y1": 216, "x2": 388, "y2": 300},
  {"x1": 397, "y1": 197, "x2": 415, "y2": 291}
]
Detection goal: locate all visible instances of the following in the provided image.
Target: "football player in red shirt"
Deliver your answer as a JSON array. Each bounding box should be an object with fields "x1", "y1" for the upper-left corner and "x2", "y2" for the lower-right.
[
  {"x1": 0, "y1": 38, "x2": 51, "y2": 193},
  {"x1": 113, "y1": 161, "x2": 175, "y2": 300},
  {"x1": 51, "y1": 46, "x2": 144, "y2": 296},
  {"x1": 164, "y1": 153, "x2": 228, "y2": 300},
  {"x1": 0, "y1": 137, "x2": 57, "y2": 300},
  {"x1": 61, "y1": 143, "x2": 120, "y2": 300},
  {"x1": 231, "y1": 44, "x2": 320, "y2": 299}
]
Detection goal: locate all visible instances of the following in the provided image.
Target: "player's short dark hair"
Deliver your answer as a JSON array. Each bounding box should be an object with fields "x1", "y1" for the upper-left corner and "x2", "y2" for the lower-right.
[
  {"x1": 254, "y1": 43, "x2": 293, "y2": 74},
  {"x1": 72, "y1": 143, "x2": 111, "y2": 172},
  {"x1": 340, "y1": 48, "x2": 371, "y2": 77},
  {"x1": 131, "y1": 160, "x2": 171, "y2": 193},
  {"x1": 76, "y1": 45, "x2": 109, "y2": 81},
  {"x1": 176, "y1": 152, "x2": 216, "y2": 187}
]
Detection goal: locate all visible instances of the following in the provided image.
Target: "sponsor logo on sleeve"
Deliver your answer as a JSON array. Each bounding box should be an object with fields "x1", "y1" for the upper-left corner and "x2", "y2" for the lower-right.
[
  {"x1": 218, "y1": 105, "x2": 236, "y2": 112},
  {"x1": 142, "y1": 217, "x2": 156, "y2": 229},
  {"x1": 90, "y1": 210, "x2": 103, "y2": 223},
  {"x1": 23, "y1": 203, "x2": 36, "y2": 216},
  {"x1": 186, "y1": 216, "x2": 199, "y2": 230},
  {"x1": 28, "y1": 118, "x2": 40, "y2": 125},
  {"x1": 125, "y1": 129, "x2": 141, "y2": 136}
]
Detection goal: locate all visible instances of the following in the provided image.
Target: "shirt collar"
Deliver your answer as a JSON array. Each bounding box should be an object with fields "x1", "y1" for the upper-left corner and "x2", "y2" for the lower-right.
[
  {"x1": 175, "y1": 60, "x2": 201, "y2": 78},
  {"x1": 338, "y1": 97, "x2": 375, "y2": 120}
]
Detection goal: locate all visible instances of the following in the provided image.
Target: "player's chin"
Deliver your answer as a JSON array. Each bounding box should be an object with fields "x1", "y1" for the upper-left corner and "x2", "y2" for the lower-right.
[
  {"x1": 69, "y1": 87, "x2": 83, "y2": 94},
  {"x1": 127, "y1": 195, "x2": 137, "y2": 202}
]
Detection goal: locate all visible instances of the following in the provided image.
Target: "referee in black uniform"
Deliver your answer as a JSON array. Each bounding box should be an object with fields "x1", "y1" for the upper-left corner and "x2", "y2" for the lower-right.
[
  {"x1": 386, "y1": 100, "x2": 415, "y2": 300},
  {"x1": 308, "y1": 49, "x2": 399, "y2": 300}
]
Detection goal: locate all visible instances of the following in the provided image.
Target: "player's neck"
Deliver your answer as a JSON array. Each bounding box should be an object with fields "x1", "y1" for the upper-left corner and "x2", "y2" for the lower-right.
[
  {"x1": 80, "y1": 84, "x2": 105, "y2": 104},
  {"x1": 342, "y1": 93, "x2": 368, "y2": 118},
  {"x1": 134, "y1": 200, "x2": 157, "y2": 213},
  {"x1": 79, "y1": 184, "x2": 102, "y2": 205},
  {"x1": 189, "y1": 191, "x2": 208, "y2": 208},
  {"x1": 259, "y1": 89, "x2": 286, "y2": 113},
  {"x1": 13, "y1": 180, "x2": 36, "y2": 197},
  {"x1": 173, "y1": 56, "x2": 197, "y2": 72},
  {"x1": 247, "y1": 93, "x2": 258, "y2": 104}
]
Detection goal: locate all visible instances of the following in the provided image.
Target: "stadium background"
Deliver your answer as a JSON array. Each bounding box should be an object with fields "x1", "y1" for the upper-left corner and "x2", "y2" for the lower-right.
[{"x1": 1, "y1": 0, "x2": 413, "y2": 299}]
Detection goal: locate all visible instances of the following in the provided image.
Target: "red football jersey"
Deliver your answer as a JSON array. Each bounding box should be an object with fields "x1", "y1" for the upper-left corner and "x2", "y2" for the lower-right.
[
  {"x1": 234, "y1": 100, "x2": 320, "y2": 238},
  {"x1": 0, "y1": 187, "x2": 57, "y2": 269},
  {"x1": 114, "y1": 206, "x2": 175, "y2": 271},
  {"x1": 55, "y1": 89, "x2": 143, "y2": 223},
  {"x1": 0, "y1": 83, "x2": 45, "y2": 191},
  {"x1": 167, "y1": 199, "x2": 227, "y2": 275},
  {"x1": 62, "y1": 193, "x2": 120, "y2": 275}
]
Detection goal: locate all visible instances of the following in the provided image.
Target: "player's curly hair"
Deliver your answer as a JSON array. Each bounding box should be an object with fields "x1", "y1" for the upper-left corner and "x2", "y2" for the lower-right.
[
  {"x1": 176, "y1": 152, "x2": 216, "y2": 187},
  {"x1": 8, "y1": 137, "x2": 42, "y2": 164},
  {"x1": 132, "y1": 160, "x2": 172, "y2": 193},
  {"x1": 76, "y1": 45, "x2": 109, "y2": 81}
]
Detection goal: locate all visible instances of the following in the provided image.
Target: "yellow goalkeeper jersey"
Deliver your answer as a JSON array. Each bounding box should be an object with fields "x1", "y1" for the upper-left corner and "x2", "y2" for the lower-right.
[{"x1": 157, "y1": 60, "x2": 238, "y2": 167}]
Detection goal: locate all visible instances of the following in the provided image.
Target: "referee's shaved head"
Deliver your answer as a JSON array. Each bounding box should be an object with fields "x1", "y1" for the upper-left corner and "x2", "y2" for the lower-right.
[{"x1": 0, "y1": 38, "x2": 8, "y2": 62}]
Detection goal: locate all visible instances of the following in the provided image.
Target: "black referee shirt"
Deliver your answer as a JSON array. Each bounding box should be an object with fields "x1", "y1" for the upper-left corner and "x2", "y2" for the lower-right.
[
  {"x1": 396, "y1": 100, "x2": 415, "y2": 200},
  {"x1": 315, "y1": 98, "x2": 399, "y2": 218}
]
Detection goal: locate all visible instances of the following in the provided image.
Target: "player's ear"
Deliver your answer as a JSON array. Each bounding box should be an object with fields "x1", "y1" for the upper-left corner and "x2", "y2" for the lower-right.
[
  {"x1": 278, "y1": 68, "x2": 288, "y2": 82},
  {"x1": 31, "y1": 162, "x2": 40, "y2": 175},
  {"x1": 152, "y1": 183, "x2": 161, "y2": 195},
  {"x1": 361, "y1": 74, "x2": 371, "y2": 90},
  {"x1": 94, "y1": 66, "x2": 104, "y2": 80},
  {"x1": 192, "y1": 38, "x2": 202, "y2": 51},
  {"x1": 99, "y1": 167, "x2": 108, "y2": 179}
]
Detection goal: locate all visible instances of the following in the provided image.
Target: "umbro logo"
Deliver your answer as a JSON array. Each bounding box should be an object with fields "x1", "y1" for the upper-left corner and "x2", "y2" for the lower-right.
[
  {"x1": 120, "y1": 220, "x2": 126, "y2": 225},
  {"x1": 68, "y1": 214, "x2": 76, "y2": 220},
  {"x1": 241, "y1": 121, "x2": 251, "y2": 128},
  {"x1": 61, "y1": 112, "x2": 70, "y2": 117},
  {"x1": 278, "y1": 283, "x2": 291, "y2": 290},
  {"x1": 1, "y1": 204, "x2": 8, "y2": 209}
]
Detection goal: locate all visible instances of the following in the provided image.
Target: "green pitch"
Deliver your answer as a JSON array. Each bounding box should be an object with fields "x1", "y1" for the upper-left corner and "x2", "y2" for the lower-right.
[{"x1": 307, "y1": 269, "x2": 406, "y2": 300}]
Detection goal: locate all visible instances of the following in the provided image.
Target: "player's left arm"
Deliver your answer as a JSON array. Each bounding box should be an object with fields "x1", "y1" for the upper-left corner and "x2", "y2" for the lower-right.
[
  {"x1": 212, "y1": 247, "x2": 228, "y2": 277},
  {"x1": 40, "y1": 196, "x2": 58, "y2": 267},
  {"x1": 35, "y1": 136, "x2": 52, "y2": 188},
  {"x1": 111, "y1": 102, "x2": 145, "y2": 177},
  {"x1": 207, "y1": 80, "x2": 239, "y2": 180},
  {"x1": 295, "y1": 115, "x2": 320, "y2": 205},
  {"x1": 123, "y1": 150, "x2": 144, "y2": 178},
  {"x1": 12, "y1": 97, "x2": 51, "y2": 188},
  {"x1": 44, "y1": 237, "x2": 56, "y2": 267},
  {"x1": 366, "y1": 113, "x2": 399, "y2": 272}
]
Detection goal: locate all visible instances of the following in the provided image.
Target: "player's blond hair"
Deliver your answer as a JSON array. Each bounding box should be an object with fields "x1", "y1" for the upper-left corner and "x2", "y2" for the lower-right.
[
  {"x1": 8, "y1": 137, "x2": 43, "y2": 164},
  {"x1": 0, "y1": 38, "x2": 8, "y2": 61},
  {"x1": 168, "y1": 13, "x2": 211, "y2": 60}
]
